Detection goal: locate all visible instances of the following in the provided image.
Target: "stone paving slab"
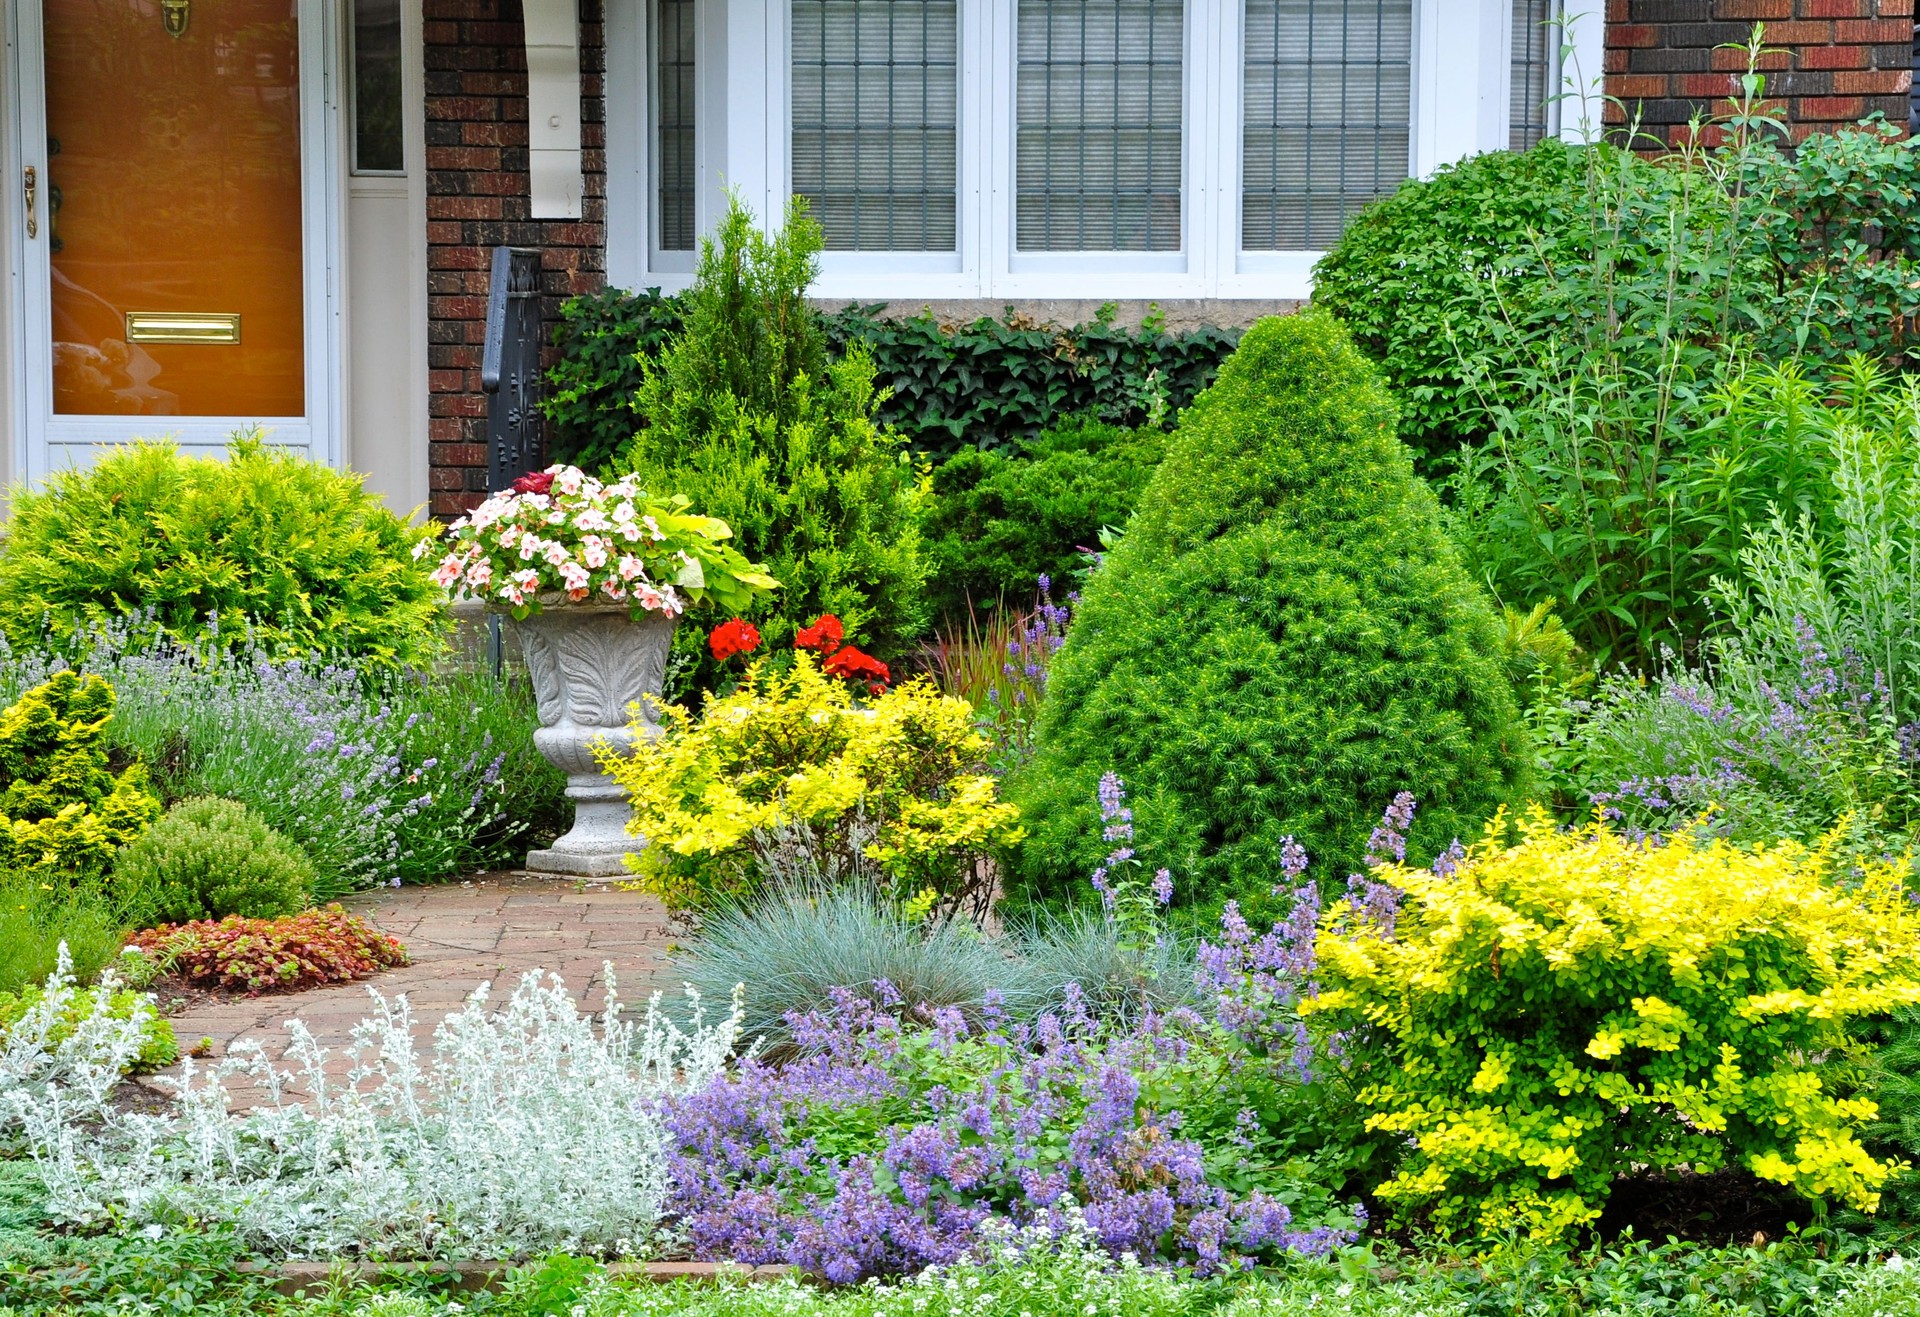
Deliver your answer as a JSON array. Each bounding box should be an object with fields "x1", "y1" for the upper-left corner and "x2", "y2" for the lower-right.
[{"x1": 139, "y1": 872, "x2": 684, "y2": 1110}]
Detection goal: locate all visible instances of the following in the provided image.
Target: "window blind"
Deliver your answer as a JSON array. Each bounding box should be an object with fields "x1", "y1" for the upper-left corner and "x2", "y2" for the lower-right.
[
  {"x1": 1242, "y1": 0, "x2": 1411, "y2": 252},
  {"x1": 1509, "y1": 0, "x2": 1560, "y2": 150},
  {"x1": 655, "y1": 0, "x2": 696, "y2": 252},
  {"x1": 791, "y1": 0, "x2": 958, "y2": 251},
  {"x1": 1016, "y1": 0, "x2": 1184, "y2": 252}
]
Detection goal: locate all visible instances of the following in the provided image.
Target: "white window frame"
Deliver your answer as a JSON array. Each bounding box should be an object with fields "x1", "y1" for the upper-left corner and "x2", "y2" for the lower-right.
[{"x1": 606, "y1": 0, "x2": 1592, "y2": 302}]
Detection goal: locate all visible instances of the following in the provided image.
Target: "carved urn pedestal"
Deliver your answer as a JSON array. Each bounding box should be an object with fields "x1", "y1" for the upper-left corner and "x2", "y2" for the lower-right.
[{"x1": 510, "y1": 604, "x2": 677, "y2": 879}]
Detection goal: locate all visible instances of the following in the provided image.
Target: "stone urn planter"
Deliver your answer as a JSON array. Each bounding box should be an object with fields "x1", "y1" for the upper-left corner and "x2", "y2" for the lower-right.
[{"x1": 509, "y1": 603, "x2": 678, "y2": 878}]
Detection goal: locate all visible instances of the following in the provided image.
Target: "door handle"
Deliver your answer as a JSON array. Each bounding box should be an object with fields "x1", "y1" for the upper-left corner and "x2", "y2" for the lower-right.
[{"x1": 23, "y1": 166, "x2": 35, "y2": 240}]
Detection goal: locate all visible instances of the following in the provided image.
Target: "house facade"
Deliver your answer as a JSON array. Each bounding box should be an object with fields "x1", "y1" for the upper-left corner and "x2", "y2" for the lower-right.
[{"x1": 0, "y1": 0, "x2": 1910, "y2": 518}]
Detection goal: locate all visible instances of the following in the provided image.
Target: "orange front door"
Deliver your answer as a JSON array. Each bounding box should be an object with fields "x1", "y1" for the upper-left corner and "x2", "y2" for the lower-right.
[{"x1": 43, "y1": 0, "x2": 306, "y2": 417}]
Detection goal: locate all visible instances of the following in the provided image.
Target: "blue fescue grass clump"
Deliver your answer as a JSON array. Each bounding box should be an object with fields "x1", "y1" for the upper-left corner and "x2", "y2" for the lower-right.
[{"x1": 0, "y1": 618, "x2": 564, "y2": 897}]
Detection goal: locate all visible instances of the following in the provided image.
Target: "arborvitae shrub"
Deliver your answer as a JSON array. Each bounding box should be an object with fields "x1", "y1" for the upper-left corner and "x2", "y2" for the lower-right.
[
  {"x1": 114, "y1": 796, "x2": 313, "y2": 923},
  {"x1": 923, "y1": 417, "x2": 1167, "y2": 621},
  {"x1": 0, "y1": 671, "x2": 160, "y2": 880},
  {"x1": 0, "y1": 434, "x2": 444, "y2": 667},
  {"x1": 611, "y1": 198, "x2": 925, "y2": 688},
  {"x1": 1007, "y1": 311, "x2": 1527, "y2": 913}
]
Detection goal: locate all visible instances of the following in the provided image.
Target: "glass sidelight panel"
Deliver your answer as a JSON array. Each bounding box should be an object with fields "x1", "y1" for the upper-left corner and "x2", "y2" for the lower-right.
[
  {"x1": 43, "y1": 0, "x2": 306, "y2": 417},
  {"x1": 354, "y1": 0, "x2": 405, "y2": 172}
]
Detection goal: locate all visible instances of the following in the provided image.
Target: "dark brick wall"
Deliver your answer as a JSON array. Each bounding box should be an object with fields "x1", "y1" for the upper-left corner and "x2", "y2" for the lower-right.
[
  {"x1": 1605, "y1": 0, "x2": 1912, "y2": 145},
  {"x1": 423, "y1": 0, "x2": 607, "y2": 519}
]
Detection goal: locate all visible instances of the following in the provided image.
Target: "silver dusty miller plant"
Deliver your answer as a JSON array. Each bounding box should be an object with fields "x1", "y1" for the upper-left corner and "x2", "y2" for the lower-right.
[
  {"x1": 0, "y1": 945, "x2": 155, "y2": 1153},
  {"x1": 17, "y1": 963, "x2": 742, "y2": 1260}
]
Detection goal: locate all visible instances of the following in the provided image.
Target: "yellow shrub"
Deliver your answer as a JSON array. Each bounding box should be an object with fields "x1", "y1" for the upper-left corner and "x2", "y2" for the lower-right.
[
  {"x1": 1303, "y1": 808, "x2": 1920, "y2": 1239},
  {"x1": 598, "y1": 655, "x2": 1022, "y2": 918}
]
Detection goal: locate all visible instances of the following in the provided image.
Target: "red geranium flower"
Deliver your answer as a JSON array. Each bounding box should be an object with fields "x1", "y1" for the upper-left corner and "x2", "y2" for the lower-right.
[
  {"x1": 824, "y1": 645, "x2": 890, "y2": 692},
  {"x1": 510, "y1": 470, "x2": 556, "y2": 495},
  {"x1": 794, "y1": 614, "x2": 846, "y2": 654},
  {"x1": 709, "y1": 617, "x2": 762, "y2": 662}
]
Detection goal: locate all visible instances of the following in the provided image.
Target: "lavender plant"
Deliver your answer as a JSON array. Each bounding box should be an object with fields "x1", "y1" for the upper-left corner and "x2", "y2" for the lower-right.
[
  {"x1": 0, "y1": 618, "x2": 563, "y2": 896},
  {"x1": 18, "y1": 965, "x2": 741, "y2": 1259}
]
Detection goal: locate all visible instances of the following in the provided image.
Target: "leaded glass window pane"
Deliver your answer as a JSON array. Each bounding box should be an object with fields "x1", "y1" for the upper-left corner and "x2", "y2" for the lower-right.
[
  {"x1": 1017, "y1": 0, "x2": 1184, "y2": 252},
  {"x1": 1242, "y1": 0, "x2": 1411, "y2": 251},
  {"x1": 792, "y1": 0, "x2": 959, "y2": 251}
]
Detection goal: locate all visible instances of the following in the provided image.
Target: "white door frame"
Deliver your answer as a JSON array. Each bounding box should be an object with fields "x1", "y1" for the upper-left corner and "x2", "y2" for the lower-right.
[{"x1": 4, "y1": 0, "x2": 344, "y2": 482}]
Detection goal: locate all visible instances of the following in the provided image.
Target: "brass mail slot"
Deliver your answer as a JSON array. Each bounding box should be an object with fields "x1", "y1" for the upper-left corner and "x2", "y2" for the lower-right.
[{"x1": 124, "y1": 312, "x2": 241, "y2": 345}]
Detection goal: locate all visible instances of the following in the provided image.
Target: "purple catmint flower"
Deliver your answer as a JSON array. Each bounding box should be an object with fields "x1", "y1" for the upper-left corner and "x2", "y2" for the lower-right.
[
  {"x1": 1365, "y1": 792, "x2": 1416, "y2": 867},
  {"x1": 1277, "y1": 835, "x2": 1309, "y2": 883},
  {"x1": 1151, "y1": 868, "x2": 1173, "y2": 905}
]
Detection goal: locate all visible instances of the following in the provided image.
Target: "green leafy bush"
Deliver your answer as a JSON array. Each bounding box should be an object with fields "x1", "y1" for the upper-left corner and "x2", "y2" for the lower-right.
[
  {"x1": 0, "y1": 671, "x2": 159, "y2": 879},
  {"x1": 1009, "y1": 312, "x2": 1525, "y2": 911},
  {"x1": 0, "y1": 980, "x2": 177, "y2": 1071},
  {"x1": 922, "y1": 417, "x2": 1167, "y2": 620},
  {"x1": 112, "y1": 796, "x2": 313, "y2": 923},
  {"x1": 0, "y1": 434, "x2": 446, "y2": 666},
  {"x1": 1310, "y1": 139, "x2": 1586, "y2": 468},
  {"x1": 1308, "y1": 812, "x2": 1920, "y2": 1239},
  {"x1": 1315, "y1": 117, "x2": 1920, "y2": 474},
  {"x1": 611, "y1": 198, "x2": 926, "y2": 685},
  {"x1": 540, "y1": 290, "x2": 1240, "y2": 470},
  {"x1": 830, "y1": 304, "x2": 1239, "y2": 460}
]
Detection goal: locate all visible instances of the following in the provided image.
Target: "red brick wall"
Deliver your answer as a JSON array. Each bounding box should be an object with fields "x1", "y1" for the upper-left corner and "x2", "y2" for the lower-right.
[
  {"x1": 423, "y1": 0, "x2": 607, "y2": 519},
  {"x1": 1605, "y1": 0, "x2": 1913, "y2": 146}
]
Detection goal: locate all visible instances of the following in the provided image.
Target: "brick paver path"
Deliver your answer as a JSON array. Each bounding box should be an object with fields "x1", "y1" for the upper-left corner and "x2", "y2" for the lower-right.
[{"x1": 138, "y1": 873, "x2": 680, "y2": 1109}]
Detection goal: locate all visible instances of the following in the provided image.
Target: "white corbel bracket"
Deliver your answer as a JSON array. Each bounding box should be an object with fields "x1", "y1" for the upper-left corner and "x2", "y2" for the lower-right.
[{"x1": 524, "y1": 0, "x2": 583, "y2": 219}]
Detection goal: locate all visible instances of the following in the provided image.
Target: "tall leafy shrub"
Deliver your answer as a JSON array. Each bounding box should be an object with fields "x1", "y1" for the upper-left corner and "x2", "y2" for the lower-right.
[
  {"x1": 0, "y1": 435, "x2": 445, "y2": 667},
  {"x1": 611, "y1": 198, "x2": 925, "y2": 680},
  {"x1": 1009, "y1": 312, "x2": 1526, "y2": 911},
  {"x1": 1309, "y1": 140, "x2": 1587, "y2": 467}
]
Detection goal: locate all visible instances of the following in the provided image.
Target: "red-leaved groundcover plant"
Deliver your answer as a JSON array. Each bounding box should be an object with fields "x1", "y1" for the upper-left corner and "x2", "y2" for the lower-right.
[{"x1": 127, "y1": 905, "x2": 409, "y2": 995}]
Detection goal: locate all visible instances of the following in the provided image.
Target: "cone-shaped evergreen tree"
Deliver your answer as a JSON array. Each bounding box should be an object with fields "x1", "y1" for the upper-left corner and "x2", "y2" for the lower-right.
[{"x1": 1008, "y1": 311, "x2": 1527, "y2": 912}]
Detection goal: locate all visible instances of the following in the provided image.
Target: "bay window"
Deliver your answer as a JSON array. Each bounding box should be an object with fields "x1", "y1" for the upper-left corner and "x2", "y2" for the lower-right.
[{"x1": 607, "y1": 0, "x2": 1595, "y2": 300}]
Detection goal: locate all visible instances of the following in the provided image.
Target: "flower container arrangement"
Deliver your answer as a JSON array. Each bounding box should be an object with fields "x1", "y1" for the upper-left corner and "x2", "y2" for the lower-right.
[{"x1": 428, "y1": 466, "x2": 775, "y2": 876}]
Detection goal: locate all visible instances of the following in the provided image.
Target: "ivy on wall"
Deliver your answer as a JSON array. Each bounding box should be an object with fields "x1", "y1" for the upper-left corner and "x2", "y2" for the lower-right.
[{"x1": 541, "y1": 289, "x2": 1242, "y2": 469}]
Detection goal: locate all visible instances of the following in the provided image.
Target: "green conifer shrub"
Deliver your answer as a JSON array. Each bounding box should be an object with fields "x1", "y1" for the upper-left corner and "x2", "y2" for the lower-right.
[
  {"x1": 0, "y1": 671, "x2": 160, "y2": 880},
  {"x1": 922, "y1": 417, "x2": 1167, "y2": 621},
  {"x1": 0, "y1": 434, "x2": 445, "y2": 666},
  {"x1": 112, "y1": 796, "x2": 313, "y2": 924},
  {"x1": 1007, "y1": 311, "x2": 1527, "y2": 912},
  {"x1": 611, "y1": 197, "x2": 925, "y2": 691}
]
